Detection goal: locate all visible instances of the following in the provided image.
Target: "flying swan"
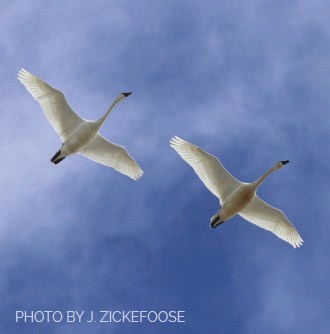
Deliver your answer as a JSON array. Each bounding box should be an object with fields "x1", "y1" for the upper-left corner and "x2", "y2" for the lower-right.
[
  {"x1": 18, "y1": 68, "x2": 143, "y2": 180},
  {"x1": 170, "y1": 136, "x2": 303, "y2": 248}
]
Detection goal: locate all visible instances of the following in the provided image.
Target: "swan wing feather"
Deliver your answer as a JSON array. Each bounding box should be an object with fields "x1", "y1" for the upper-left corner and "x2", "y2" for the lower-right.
[
  {"x1": 18, "y1": 68, "x2": 83, "y2": 140},
  {"x1": 80, "y1": 135, "x2": 143, "y2": 181},
  {"x1": 170, "y1": 136, "x2": 240, "y2": 202},
  {"x1": 239, "y1": 196, "x2": 303, "y2": 248}
]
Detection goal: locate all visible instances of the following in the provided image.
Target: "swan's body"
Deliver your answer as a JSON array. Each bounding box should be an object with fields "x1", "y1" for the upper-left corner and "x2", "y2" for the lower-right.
[
  {"x1": 18, "y1": 68, "x2": 143, "y2": 180},
  {"x1": 170, "y1": 136, "x2": 303, "y2": 248}
]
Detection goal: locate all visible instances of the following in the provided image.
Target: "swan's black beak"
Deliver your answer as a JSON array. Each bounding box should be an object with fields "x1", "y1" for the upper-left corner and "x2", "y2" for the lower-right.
[
  {"x1": 281, "y1": 160, "x2": 290, "y2": 165},
  {"x1": 122, "y1": 92, "x2": 132, "y2": 97}
]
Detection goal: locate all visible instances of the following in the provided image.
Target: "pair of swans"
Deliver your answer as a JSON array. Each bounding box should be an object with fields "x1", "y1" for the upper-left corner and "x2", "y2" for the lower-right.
[{"x1": 18, "y1": 69, "x2": 303, "y2": 248}]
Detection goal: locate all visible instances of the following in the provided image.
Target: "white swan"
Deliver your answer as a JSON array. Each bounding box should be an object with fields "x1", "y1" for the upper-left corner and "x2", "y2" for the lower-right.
[
  {"x1": 18, "y1": 68, "x2": 143, "y2": 180},
  {"x1": 170, "y1": 136, "x2": 303, "y2": 248}
]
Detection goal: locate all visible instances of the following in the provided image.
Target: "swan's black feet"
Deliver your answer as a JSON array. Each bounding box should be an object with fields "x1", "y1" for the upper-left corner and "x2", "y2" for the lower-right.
[
  {"x1": 50, "y1": 150, "x2": 66, "y2": 164},
  {"x1": 51, "y1": 150, "x2": 61, "y2": 163},
  {"x1": 53, "y1": 157, "x2": 65, "y2": 164},
  {"x1": 210, "y1": 214, "x2": 224, "y2": 228},
  {"x1": 211, "y1": 220, "x2": 224, "y2": 228}
]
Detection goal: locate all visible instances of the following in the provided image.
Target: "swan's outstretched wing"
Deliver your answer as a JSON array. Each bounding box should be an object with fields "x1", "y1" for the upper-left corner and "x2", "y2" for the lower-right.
[
  {"x1": 239, "y1": 196, "x2": 303, "y2": 248},
  {"x1": 80, "y1": 135, "x2": 143, "y2": 181},
  {"x1": 18, "y1": 68, "x2": 83, "y2": 141},
  {"x1": 170, "y1": 136, "x2": 240, "y2": 202}
]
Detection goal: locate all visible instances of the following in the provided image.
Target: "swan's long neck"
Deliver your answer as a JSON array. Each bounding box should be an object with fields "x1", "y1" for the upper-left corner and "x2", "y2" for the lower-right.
[
  {"x1": 253, "y1": 165, "x2": 278, "y2": 189},
  {"x1": 97, "y1": 97, "x2": 122, "y2": 125}
]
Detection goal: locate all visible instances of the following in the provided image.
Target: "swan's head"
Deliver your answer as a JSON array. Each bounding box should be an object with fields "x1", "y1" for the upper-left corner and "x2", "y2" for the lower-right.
[
  {"x1": 117, "y1": 92, "x2": 132, "y2": 101},
  {"x1": 112, "y1": 92, "x2": 132, "y2": 104},
  {"x1": 276, "y1": 160, "x2": 290, "y2": 169}
]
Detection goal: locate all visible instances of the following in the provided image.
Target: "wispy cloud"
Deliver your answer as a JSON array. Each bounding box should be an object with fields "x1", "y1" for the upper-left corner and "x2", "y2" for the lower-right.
[{"x1": 1, "y1": 0, "x2": 330, "y2": 333}]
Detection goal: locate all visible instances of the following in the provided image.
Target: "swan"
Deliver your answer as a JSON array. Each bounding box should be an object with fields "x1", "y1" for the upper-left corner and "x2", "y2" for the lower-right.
[
  {"x1": 170, "y1": 136, "x2": 303, "y2": 248},
  {"x1": 18, "y1": 68, "x2": 143, "y2": 180}
]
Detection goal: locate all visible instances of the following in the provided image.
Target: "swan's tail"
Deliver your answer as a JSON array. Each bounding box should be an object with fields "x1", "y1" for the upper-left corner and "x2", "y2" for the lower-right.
[
  {"x1": 210, "y1": 213, "x2": 224, "y2": 228},
  {"x1": 50, "y1": 150, "x2": 66, "y2": 165}
]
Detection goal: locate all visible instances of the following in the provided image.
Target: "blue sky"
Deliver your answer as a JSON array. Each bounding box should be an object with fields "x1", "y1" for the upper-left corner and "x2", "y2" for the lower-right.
[{"x1": 1, "y1": 0, "x2": 330, "y2": 333}]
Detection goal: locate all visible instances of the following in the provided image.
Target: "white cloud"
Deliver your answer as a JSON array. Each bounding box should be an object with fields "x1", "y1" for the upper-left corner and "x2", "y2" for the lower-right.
[{"x1": 1, "y1": 1, "x2": 330, "y2": 333}]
